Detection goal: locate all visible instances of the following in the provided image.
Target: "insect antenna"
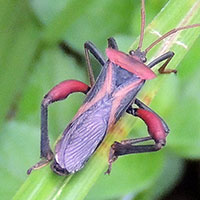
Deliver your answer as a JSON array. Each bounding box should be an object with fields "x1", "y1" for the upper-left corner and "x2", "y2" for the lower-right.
[
  {"x1": 137, "y1": 0, "x2": 145, "y2": 50},
  {"x1": 144, "y1": 23, "x2": 200, "y2": 54}
]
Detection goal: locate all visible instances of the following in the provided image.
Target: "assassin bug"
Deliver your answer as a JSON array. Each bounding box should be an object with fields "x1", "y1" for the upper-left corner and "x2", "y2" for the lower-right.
[{"x1": 27, "y1": 0, "x2": 200, "y2": 175}]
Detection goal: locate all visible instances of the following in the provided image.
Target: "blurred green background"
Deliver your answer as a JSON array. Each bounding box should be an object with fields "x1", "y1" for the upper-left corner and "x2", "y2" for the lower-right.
[{"x1": 0, "y1": 0, "x2": 200, "y2": 199}]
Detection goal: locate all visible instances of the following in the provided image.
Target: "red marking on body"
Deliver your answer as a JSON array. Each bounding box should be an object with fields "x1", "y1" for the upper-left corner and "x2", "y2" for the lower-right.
[
  {"x1": 106, "y1": 48, "x2": 156, "y2": 80},
  {"x1": 73, "y1": 62, "x2": 113, "y2": 120},
  {"x1": 135, "y1": 109, "x2": 166, "y2": 141},
  {"x1": 108, "y1": 79, "x2": 144, "y2": 129},
  {"x1": 47, "y1": 80, "x2": 89, "y2": 103}
]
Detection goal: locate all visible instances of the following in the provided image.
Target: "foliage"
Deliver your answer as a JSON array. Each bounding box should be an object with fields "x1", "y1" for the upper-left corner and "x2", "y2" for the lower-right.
[{"x1": 0, "y1": 0, "x2": 199, "y2": 199}]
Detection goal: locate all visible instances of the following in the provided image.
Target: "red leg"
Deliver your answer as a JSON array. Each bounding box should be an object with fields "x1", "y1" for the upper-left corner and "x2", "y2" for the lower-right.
[
  {"x1": 27, "y1": 80, "x2": 90, "y2": 174},
  {"x1": 105, "y1": 107, "x2": 167, "y2": 174},
  {"x1": 133, "y1": 108, "x2": 167, "y2": 143},
  {"x1": 132, "y1": 98, "x2": 170, "y2": 134}
]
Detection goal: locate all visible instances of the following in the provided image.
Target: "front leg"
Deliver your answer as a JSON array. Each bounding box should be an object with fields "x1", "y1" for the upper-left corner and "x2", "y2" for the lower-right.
[
  {"x1": 27, "y1": 80, "x2": 90, "y2": 174},
  {"x1": 148, "y1": 51, "x2": 176, "y2": 74},
  {"x1": 105, "y1": 100, "x2": 168, "y2": 174},
  {"x1": 84, "y1": 41, "x2": 106, "y2": 86}
]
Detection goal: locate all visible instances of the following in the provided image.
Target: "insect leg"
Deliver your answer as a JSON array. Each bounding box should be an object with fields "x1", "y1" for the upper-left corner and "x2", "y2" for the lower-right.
[
  {"x1": 105, "y1": 102, "x2": 168, "y2": 174},
  {"x1": 107, "y1": 37, "x2": 118, "y2": 50},
  {"x1": 132, "y1": 98, "x2": 170, "y2": 134},
  {"x1": 60, "y1": 41, "x2": 105, "y2": 87},
  {"x1": 105, "y1": 139, "x2": 163, "y2": 174},
  {"x1": 84, "y1": 41, "x2": 106, "y2": 86},
  {"x1": 148, "y1": 51, "x2": 176, "y2": 74},
  {"x1": 84, "y1": 37, "x2": 119, "y2": 86},
  {"x1": 27, "y1": 80, "x2": 90, "y2": 174}
]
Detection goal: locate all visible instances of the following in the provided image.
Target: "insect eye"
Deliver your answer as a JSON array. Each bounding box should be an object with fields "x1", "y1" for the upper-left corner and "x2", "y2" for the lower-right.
[
  {"x1": 141, "y1": 57, "x2": 147, "y2": 63},
  {"x1": 129, "y1": 50, "x2": 135, "y2": 55}
]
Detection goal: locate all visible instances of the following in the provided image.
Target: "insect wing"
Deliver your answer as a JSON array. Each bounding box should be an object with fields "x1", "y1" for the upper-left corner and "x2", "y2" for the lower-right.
[{"x1": 55, "y1": 97, "x2": 112, "y2": 173}]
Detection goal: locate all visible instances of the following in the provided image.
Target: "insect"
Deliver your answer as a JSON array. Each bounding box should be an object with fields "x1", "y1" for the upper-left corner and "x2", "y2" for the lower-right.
[{"x1": 27, "y1": 0, "x2": 200, "y2": 175}]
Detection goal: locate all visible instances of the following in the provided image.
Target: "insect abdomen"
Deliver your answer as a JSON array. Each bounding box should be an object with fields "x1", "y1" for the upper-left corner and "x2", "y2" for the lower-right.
[{"x1": 54, "y1": 95, "x2": 112, "y2": 174}]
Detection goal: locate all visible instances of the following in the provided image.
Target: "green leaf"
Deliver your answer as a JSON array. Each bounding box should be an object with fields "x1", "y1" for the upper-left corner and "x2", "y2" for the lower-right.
[
  {"x1": 86, "y1": 152, "x2": 165, "y2": 200},
  {"x1": 30, "y1": 0, "x2": 135, "y2": 49},
  {"x1": 168, "y1": 67, "x2": 200, "y2": 158},
  {"x1": 0, "y1": 121, "x2": 39, "y2": 200},
  {"x1": 5, "y1": 0, "x2": 200, "y2": 199},
  {"x1": 0, "y1": 0, "x2": 40, "y2": 127},
  {"x1": 41, "y1": 0, "x2": 95, "y2": 45},
  {"x1": 29, "y1": 0, "x2": 68, "y2": 25},
  {"x1": 134, "y1": 154, "x2": 184, "y2": 200}
]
